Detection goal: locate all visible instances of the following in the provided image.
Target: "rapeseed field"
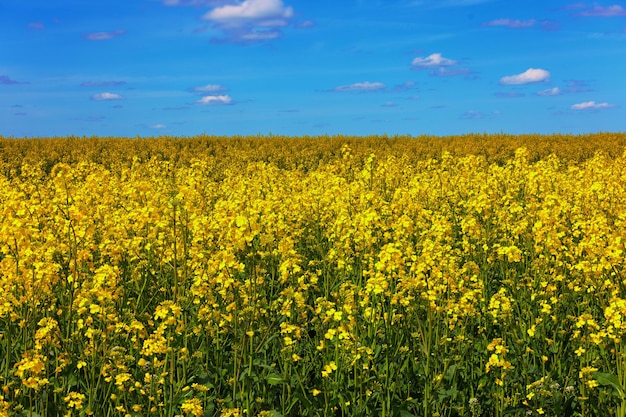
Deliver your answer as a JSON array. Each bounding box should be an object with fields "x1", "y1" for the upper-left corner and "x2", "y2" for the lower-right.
[{"x1": 1, "y1": 133, "x2": 626, "y2": 416}]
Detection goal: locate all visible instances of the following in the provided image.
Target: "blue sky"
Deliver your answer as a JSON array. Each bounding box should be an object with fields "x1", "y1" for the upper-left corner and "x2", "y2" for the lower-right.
[{"x1": 1, "y1": 0, "x2": 625, "y2": 137}]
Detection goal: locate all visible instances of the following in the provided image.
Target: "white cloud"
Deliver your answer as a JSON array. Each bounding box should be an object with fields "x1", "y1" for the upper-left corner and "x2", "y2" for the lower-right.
[
  {"x1": 411, "y1": 53, "x2": 457, "y2": 68},
  {"x1": 151, "y1": 124, "x2": 167, "y2": 129},
  {"x1": 91, "y1": 92, "x2": 124, "y2": 101},
  {"x1": 205, "y1": 0, "x2": 293, "y2": 21},
  {"x1": 483, "y1": 18, "x2": 537, "y2": 28},
  {"x1": 191, "y1": 84, "x2": 228, "y2": 93},
  {"x1": 570, "y1": 101, "x2": 615, "y2": 110},
  {"x1": 331, "y1": 81, "x2": 386, "y2": 92},
  {"x1": 196, "y1": 95, "x2": 233, "y2": 105},
  {"x1": 578, "y1": 5, "x2": 626, "y2": 16},
  {"x1": 201, "y1": 0, "x2": 295, "y2": 42},
  {"x1": 536, "y1": 87, "x2": 561, "y2": 96},
  {"x1": 499, "y1": 68, "x2": 550, "y2": 85},
  {"x1": 83, "y1": 30, "x2": 126, "y2": 41}
]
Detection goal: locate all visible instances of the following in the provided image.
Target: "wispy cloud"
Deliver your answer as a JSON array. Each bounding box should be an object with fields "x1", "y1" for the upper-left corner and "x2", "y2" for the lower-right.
[
  {"x1": 565, "y1": 80, "x2": 593, "y2": 92},
  {"x1": 577, "y1": 4, "x2": 626, "y2": 16},
  {"x1": 460, "y1": 109, "x2": 501, "y2": 119},
  {"x1": 0, "y1": 75, "x2": 29, "y2": 85},
  {"x1": 151, "y1": 124, "x2": 167, "y2": 129},
  {"x1": 330, "y1": 81, "x2": 386, "y2": 92},
  {"x1": 91, "y1": 92, "x2": 124, "y2": 101},
  {"x1": 81, "y1": 81, "x2": 127, "y2": 87},
  {"x1": 499, "y1": 68, "x2": 550, "y2": 85},
  {"x1": 391, "y1": 81, "x2": 418, "y2": 92},
  {"x1": 295, "y1": 20, "x2": 315, "y2": 28},
  {"x1": 411, "y1": 53, "x2": 457, "y2": 68},
  {"x1": 536, "y1": 87, "x2": 562, "y2": 96},
  {"x1": 202, "y1": 0, "x2": 295, "y2": 43},
  {"x1": 190, "y1": 83, "x2": 228, "y2": 93},
  {"x1": 196, "y1": 94, "x2": 233, "y2": 105},
  {"x1": 430, "y1": 67, "x2": 476, "y2": 77},
  {"x1": 460, "y1": 110, "x2": 485, "y2": 119},
  {"x1": 483, "y1": 18, "x2": 537, "y2": 28},
  {"x1": 82, "y1": 30, "x2": 127, "y2": 41},
  {"x1": 556, "y1": 2, "x2": 586, "y2": 11},
  {"x1": 381, "y1": 101, "x2": 397, "y2": 107},
  {"x1": 28, "y1": 22, "x2": 45, "y2": 30},
  {"x1": 571, "y1": 100, "x2": 615, "y2": 110}
]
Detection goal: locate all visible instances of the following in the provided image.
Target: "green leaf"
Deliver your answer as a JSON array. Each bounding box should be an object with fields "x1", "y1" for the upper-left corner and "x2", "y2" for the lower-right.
[
  {"x1": 592, "y1": 371, "x2": 625, "y2": 399},
  {"x1": 266, "y1": 373, "x2": 285, "y2": 386}
]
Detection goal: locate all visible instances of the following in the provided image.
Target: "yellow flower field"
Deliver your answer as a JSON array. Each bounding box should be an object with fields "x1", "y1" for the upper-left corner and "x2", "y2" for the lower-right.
[{"x1": 1, "y1": 133, "x2": 626, "y2": 416}]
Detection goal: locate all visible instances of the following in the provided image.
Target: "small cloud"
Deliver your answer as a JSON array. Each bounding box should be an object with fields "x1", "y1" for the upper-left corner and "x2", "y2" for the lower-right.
[
  {"x1": 151, "y1": 124, "x2": 167, "y2": 129},
  {"x1": 296, "y1": 20, "x2": 315, "y2": 28},
  {"x1": 81, "y1": 81, "x2": 127, "y2": 87},
  {"x1": 82, "y1": 30, "x2": 126, "y2": 41},
  {"x1": 536, "y1": 87, "x2": 562, "y2": 96},
  {"x1": 190, "y1": 83, "x2": 228, "y2": 93},
  {"x1": 483, "y1": 18, "x2": 536, "y2": 28},
  {"x1": 28, "y1": 22, "x2": 45, "y2": 30},
  {"x1": 330, "y1": 81, "x2": 386, "y2": 92},
  {"x1": 495, "y1": 91, "x2": 525, "y2": 98},
  {"x1": 499, "y1": 68, "x2": 550, "y2": 85},
  {"x1": 411, "y1": 53, "x2": 457, "y2": 68},
  {"x1": 0, "y1": 75, "x2": 29, "y2": 85},
  {"x1": 202, "y1": 0, "x2": 295, "y2": 43},
  {"x1": 196, "y1": 94, "x2": 233, "y2": 105},
  {"x1": 570, "y1": 100, "x2": 615, "y2": 110},
  {"x1": 382, "y1": 101, "x2": 397, "y2": 107},
  {"x1": 14, "y1": 112, "x2": 27, "y2": 116},
  {"x1": 91, "y1": 92, "x2": 124, "y2": 101},
  {"x1": 577, "y1": 4, "x2": 626, "y2": 16},
  {"x1": 460, "y1": 110, "x2": 484, "y2": 119}
]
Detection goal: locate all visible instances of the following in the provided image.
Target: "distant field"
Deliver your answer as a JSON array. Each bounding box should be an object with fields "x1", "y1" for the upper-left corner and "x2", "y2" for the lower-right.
[{"x1": 1, "y1": 133, "x2": 626, "y2": 416}]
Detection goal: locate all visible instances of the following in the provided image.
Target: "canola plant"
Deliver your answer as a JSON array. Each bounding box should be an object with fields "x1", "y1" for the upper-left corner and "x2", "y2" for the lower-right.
[{"x1": 1, "y1": 133, "x2": 626, "y2": 416}]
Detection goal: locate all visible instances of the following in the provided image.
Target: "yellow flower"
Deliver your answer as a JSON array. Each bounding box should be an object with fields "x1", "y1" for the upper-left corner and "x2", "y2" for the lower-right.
[
  {"x1": 63, "y1": 391, "x2": 85, "y2": 409},
  {"x1": 181, "y1": 398, "x2": 203, "y2": 417}
]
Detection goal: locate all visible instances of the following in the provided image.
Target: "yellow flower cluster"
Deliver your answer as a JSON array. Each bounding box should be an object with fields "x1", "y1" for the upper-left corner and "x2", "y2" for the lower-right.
[{"x1": 1, "y1": 133, "x2": 625, "y2": 416}]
